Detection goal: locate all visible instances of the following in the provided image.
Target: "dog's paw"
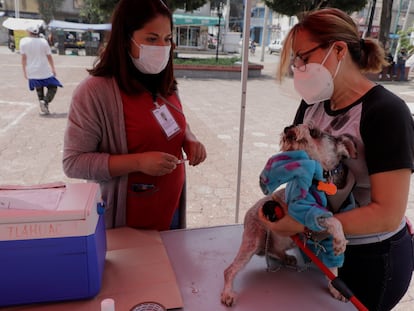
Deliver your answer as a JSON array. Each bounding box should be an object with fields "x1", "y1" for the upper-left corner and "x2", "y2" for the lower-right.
[
  {"x1": 221, "y1": 291, "x2": 237, "y2": 307},
  {"x1": 320, "y1": 217, "x2": 347, "y2": 255},
  {"x1": 328, "y1": 281, "x2": 348, "y2": 302},
  {"x1": 333, "y1": 235, "x2": 347, "y2": 255},
  {"x1": 285, "y1": 254, "x2": 297, "y2": 266}
]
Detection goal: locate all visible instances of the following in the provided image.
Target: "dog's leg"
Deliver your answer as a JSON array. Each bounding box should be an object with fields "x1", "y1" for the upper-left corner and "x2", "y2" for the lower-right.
[
  {"x1": 221, "y1": 231, "x2": 263, "y2": 307},
  {"x1": 318, "y1": 217, "x2": 347, "y2": 255},
  {"x1": 318, "y1": 218, "x2": 348, "y2": 302},
  {"x1": 327, "y1": 268, "x2": 348, "y2": 302}
]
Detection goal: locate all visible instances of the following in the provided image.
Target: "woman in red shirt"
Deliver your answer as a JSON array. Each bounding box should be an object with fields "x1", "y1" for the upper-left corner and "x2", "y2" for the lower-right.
[{"x1": 63, "y1": 0, "x2": 206, "y2": 230}]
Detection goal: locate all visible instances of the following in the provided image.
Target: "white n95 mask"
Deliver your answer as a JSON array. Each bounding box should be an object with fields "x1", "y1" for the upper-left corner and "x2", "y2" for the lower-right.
[
  {"x1": 292, "y1": 45, "x2": 341, "y2": 105},
  {"x1": 130, "y1": 39, "x2": 171, "y2": 74}
]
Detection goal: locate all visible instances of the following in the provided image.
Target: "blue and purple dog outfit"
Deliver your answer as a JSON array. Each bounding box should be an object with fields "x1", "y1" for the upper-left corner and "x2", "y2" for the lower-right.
[{"x1": 259, "y1": 149, "x2": 344, "y2": 268}]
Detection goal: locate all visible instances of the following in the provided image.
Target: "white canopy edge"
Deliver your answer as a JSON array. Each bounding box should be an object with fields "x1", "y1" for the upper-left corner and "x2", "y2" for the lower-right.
[
  {"x1": 48, "y1": 20, "x2": 111, "y2": 31},
  {"x1": 2, "y1": 17, "x2": 46, "y2": 31}
]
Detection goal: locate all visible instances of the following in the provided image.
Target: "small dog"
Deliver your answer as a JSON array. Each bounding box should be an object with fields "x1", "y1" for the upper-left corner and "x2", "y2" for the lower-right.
[{"x1": 221, "y1": 124, "x2": 358, "y2": 307}]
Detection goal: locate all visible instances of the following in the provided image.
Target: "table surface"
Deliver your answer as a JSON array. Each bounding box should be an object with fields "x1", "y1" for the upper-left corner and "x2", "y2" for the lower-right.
[
  {"x1": 3, "y1": 225, "x2": 358, "y2": 311},
  {"x1": 161, "y1": 224, "x2": 357, "y2": 311}
]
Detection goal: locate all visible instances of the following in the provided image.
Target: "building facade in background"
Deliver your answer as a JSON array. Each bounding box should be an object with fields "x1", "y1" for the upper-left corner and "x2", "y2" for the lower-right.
[{"x1": 2, "y1": 0, "x2": 414, "y2": 54}]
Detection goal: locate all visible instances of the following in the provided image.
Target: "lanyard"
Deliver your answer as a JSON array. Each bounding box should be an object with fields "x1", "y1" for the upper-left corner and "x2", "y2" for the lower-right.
[{"x1": 152, "y1": 92, "x2": 184, "y2": 116}]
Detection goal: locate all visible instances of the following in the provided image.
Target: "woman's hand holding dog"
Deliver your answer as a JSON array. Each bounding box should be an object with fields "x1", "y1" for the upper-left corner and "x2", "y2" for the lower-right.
[{"x1": 257, "y1": 196, "x2": 304, "y2": 236}]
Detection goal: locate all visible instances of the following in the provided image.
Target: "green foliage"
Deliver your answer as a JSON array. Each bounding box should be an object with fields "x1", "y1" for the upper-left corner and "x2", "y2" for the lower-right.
[
  {"x1": 38, "y1": 0, "x2": 64, "y2": 23},
  {"x1": 397, "y1": 27, "x2": 414, "y2": 52},
  {"x1": 174, "y1": 56, "x2": 241, "y2": 65},
  {"x1": 263, "y1": 0, "x2": 311, "y2": 17},
  {"x1": 79, "y1": 0, "x2": 119, "y2": 23},
  {"x1": 326, "y1": 0, "x2": 368, "y2": 13},
  {"x1": 264, "y1": 0, "x2": 367, "y2": 18},
  {"x1": 166, "y1": 0, "x2": 208, "y2": 11},
  {"x1": 209, "y1": 0, "x2": 224, "y2": 11},
  {"x1": 79, "y1": 0, "x2": 211, "y2": 22}
]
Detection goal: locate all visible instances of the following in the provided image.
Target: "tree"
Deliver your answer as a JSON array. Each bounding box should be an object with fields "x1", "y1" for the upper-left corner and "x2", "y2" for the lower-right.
[
  {"x1": 38, "y1": 0, "x2": 64, "y2": 23},
  {"x1": 209, "y1": 0, "x2": 224, "y2": 11},
  {"x1": 79, "y1": 0, "x2": 212, "y2": 23},
  {"x1": 264, "y1": 0, "x2": 367, "y2": 19},
  {"x1": 378, "y1": 0, "x2": 393, "y2": 49},
  {"x1": 79, "y1": 0, "x2": 118, "y2": 23},
  {"x1": 166, "y1": 0, "x2": 208, "y2": 11},
  {"x1": 397, "y1": 27, "x2": 414, "y2": 50}
]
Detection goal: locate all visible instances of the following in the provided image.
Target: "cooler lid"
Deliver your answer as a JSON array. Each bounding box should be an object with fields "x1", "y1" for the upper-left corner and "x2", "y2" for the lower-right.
[{"x1": 0, "y1": 182, "x2": 99, "y2": 223}]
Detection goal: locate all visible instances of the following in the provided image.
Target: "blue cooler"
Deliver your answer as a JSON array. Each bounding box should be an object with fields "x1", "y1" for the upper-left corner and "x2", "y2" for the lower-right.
[{"x1": 0, "y1": 182, "x2": 106, "y2": 307}]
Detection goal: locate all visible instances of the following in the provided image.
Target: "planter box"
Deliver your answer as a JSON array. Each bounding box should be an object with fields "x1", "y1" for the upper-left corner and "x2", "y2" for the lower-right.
[{"x1": 174, "y1": 63, "x2": 263, "y2": 79}]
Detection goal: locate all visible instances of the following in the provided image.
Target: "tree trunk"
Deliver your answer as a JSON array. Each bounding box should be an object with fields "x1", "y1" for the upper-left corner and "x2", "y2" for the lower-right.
[
  {"x1": 366, "y1": 0, "x2": 377, "y2": 37},
  {"x1": 379, "y1": 0, "x2": 394, "y2": 49}
]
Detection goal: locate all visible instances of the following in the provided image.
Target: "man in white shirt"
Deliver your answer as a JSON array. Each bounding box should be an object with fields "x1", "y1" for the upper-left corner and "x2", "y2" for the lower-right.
[{"x1": 20, "y1": 26, "x2": 62, "y2": 115}]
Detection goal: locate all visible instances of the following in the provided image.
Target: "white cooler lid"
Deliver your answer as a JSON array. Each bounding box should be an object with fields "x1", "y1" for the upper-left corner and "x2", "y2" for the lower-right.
[
  {"x1": 0, "y1": 182, "x2": 102, "y2": 241},
  {"x1": 0, "y1": 183, "x2": 99, "y2": 223}
]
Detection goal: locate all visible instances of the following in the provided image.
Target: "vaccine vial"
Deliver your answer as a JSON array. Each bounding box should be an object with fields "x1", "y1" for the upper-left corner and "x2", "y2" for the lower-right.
[{"x1": 101, "y1": 298, "x2": 115, "y2": 311}]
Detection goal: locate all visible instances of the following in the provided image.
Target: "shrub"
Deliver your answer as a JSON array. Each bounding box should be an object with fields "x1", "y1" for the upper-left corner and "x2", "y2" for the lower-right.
[{"x1": 174, "y1": 57, "x2": 241, "y2": 66}]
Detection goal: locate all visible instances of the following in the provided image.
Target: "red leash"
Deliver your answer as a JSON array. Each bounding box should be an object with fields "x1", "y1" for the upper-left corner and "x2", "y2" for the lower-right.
[
  {"x1": 290, "y1": 235, "x2": 368, "y2": 311},
  {"x1": 262, "y1": 200, "x2": 368, "y2": 311}
]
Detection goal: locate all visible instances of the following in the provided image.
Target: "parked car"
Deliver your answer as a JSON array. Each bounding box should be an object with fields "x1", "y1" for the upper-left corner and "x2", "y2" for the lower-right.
[{"x1": 268, "y1": 39, "x2": 283, "y2": 54}]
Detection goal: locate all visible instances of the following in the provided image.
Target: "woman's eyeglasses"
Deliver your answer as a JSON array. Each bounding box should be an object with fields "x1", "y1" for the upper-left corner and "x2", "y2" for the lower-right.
[{"x1": 292, "y1": 43, "x2": 325, "y2": 71}]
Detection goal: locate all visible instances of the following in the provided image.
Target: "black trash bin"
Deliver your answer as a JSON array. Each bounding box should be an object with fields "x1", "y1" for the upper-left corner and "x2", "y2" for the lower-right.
[
  {"x1": 85, "y1": 40, "x2": 100, "y2": 56},
  {"x1": 57, "y1": 31, "x2": 65, "y2": 55}
]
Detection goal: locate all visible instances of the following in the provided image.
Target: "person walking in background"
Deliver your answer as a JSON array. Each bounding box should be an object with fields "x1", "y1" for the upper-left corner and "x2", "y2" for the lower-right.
[
  {"x1": 396, "y1": 47, "x2": 408, "y2": 81},
  {"x1": 260, "y1": 8, "x2": 414, "y2": 311},
  {"x1": 63, "y1": 0, "x2": 206, "y2": 231},
  {"x1": 379, "y1": 48, "x2": 394, "y2": 80},
  {"x1": 249, "y1": 40, "x2": 256, "y2": 55},
  {"x1": 386, "y1": 49, "x2": 395, "y2": 79},
  {"x1": 8, "y1": 29, "x2": 15, "y2": 52},
  {"x1": 20, "y1": 26, "x2": 62, "y2": 115}
]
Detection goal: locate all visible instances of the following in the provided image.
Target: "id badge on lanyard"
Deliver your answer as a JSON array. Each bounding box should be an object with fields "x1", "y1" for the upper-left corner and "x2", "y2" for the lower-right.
[{"x1": 152, "y1": 103, "x2": 181, "y2": 139}]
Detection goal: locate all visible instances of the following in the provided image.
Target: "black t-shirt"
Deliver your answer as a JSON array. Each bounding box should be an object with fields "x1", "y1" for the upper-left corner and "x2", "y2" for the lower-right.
[{"x1": 293, "y1": 84, "x2": 414, "y2": 207}]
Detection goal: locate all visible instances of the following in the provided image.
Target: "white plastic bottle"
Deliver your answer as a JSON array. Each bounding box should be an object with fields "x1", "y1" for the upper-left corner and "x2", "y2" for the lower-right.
[{"x1": 101, "y1": 298, "x2": 115, "y2": 311}]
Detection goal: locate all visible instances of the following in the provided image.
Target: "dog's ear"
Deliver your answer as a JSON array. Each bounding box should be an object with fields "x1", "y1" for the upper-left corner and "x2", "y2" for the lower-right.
[{"x1": 336, "y1": 134, "x2": 358, "y2": 159}]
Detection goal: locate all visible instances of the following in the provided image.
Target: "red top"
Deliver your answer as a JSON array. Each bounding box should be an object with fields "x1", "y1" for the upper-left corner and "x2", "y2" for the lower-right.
[{"x1": 121, "y1": 91, "x2": 186, "y2": 230}]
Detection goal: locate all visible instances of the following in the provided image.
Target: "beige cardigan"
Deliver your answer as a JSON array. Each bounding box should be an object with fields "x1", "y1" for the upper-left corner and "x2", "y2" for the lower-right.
[
  {"x1": 63, "y1": 75, "x2": 187, "y2": 229},
  {"x1": 63, "y1": 76, "x2": 134, "y2": 228}
]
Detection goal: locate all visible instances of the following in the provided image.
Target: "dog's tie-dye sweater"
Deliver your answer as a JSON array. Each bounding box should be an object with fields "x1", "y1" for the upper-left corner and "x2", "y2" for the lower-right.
[{"x1": 259, "y1": 149, "x2": 344, "y2": 268}]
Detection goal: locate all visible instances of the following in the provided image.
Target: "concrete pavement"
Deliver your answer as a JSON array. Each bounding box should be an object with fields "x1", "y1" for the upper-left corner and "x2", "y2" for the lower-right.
[{"x1": 0, "y1": 45, "x2": 413, "y2": 309}]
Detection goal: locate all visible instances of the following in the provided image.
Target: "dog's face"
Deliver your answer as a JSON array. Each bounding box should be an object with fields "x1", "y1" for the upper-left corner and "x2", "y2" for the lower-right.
[{"x1": 280, "y1": 124, "x2": 357, "y2": 172}]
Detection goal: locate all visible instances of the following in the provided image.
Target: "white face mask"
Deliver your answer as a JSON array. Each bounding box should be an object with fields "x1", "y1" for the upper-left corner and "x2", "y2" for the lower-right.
[
  {"x1": 292, "y1": 44, "x2": 341, "y2": 105},
  {"x1": 130, "y1": 38, "x2": 171, "y2": 74}
]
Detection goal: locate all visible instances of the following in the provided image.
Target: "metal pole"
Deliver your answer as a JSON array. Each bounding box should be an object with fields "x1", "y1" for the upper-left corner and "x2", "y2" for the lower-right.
[
  {"x1": 260, "y1": 5, "x2": 270, "y2": 62},
  {"x1": 14, "y1": 0, "x2": 19, "y2": 18},
  {"x1": 365, "y1": 0, "x2": 376, "y2": 37},
  {"x1": 401, "y1": 0, "x2": 413, "y2": 32},
  {"x1": 224, "y1": 0, "x2": 230, "y2": 33},
  {"x1": 362, "y1": 0, "x2": 373, "y2": 38},
  {"x1": 216, "y1": 4, "x2": 222, "y2": 62},
  {"x1": 235, "y1": 0, "x2": 252, "y2": 223},
  {"x1": 222, "y1": 0, "x2": 230, "y2": 52},
  {"x1": 393, "y1": 0, "x2": 403, "y2": 61}
]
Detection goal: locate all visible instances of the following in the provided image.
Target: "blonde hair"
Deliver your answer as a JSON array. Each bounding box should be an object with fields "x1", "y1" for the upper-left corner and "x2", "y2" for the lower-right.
[{"x1": 278, "y1": 8, "x2": 387, "y2": 80}]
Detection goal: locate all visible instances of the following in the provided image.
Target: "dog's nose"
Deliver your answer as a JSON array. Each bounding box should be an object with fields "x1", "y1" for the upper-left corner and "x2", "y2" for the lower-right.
[
  {"x1": 284, "y1": 125, "x2": 296, "y2": 141},
  {"x1": 284, "y1": 125, "x2": 295, "y2": 134}
]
